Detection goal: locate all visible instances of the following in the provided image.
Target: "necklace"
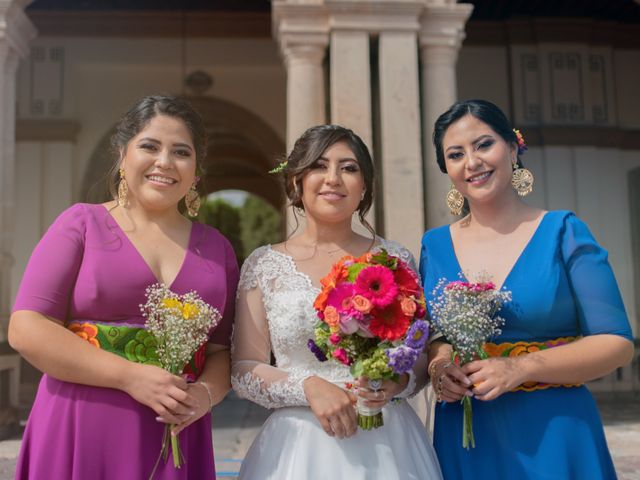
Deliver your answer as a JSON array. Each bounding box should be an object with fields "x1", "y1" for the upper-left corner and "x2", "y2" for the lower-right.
[
  {"x1": 314, "y1": 243, "x2": 351, "y2": 256},
  {"x1": 284, "y1": 237, "x2": 359, "y2": 261}
]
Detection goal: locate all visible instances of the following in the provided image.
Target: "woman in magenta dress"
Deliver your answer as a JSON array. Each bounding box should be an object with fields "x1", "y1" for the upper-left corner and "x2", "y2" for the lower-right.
[{"x1": 8, "y1": 95, "x2": 238, "y2": 479}]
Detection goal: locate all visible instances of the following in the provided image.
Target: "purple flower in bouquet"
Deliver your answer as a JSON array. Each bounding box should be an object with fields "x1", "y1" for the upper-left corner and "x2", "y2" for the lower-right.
[
  {"x1": 307, "y1": 339, "x2": 328, "y2": 362},
  {"x1": 404, "y1": 320, "x2": 429, "y2": 350},
  {"x1": 385, "y1": 345, "x2": 419, "y2": 374}
]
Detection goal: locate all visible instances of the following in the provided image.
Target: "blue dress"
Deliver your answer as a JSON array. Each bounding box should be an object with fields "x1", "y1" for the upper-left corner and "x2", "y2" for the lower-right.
[{"x1": 420, "y1": 211, "x2": 633, "y2": 480}]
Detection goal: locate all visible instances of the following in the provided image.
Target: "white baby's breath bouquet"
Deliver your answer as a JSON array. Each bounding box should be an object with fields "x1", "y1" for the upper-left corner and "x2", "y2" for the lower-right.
[
  {"x1": 141, "y1": 283, "x2": 221, "y2": 475},
  {"x1": 429, "y1": 277, "x2": 511, "y2": 449}
]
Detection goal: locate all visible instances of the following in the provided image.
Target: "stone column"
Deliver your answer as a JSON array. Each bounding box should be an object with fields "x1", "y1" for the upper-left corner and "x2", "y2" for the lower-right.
[
  {"x1": 419, "y1": 2, "x2": 473, "y2": 230},
  {"x1": 272, "y1": 1, "x2": 329, "y2": 233},
  {"x1": 378, "y1": 25, "x2": 424, "y2": 257},
  {"x1": 327, "y1": 17, "x2": 373, "y2": 232},
  {"x1": 0, "y1": 0, "x2": 36, "y2": 341},
  {"x1": 329, "y1": 31, "x2": 372, "y2": 148},
  {"x1": 272, "y1": 1, "x2": 329, "y2": 152}
]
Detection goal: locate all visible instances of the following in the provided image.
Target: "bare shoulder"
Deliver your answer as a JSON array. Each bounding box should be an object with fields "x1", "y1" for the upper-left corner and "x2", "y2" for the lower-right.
[{"x1": 524, "y1": 206, "x2": 547, "y2": 223}]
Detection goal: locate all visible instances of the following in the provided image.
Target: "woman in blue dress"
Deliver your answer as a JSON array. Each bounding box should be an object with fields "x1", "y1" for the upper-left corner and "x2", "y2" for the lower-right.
[{"x1": 421, "y1": 99, "x2": 634, "y2": 479}]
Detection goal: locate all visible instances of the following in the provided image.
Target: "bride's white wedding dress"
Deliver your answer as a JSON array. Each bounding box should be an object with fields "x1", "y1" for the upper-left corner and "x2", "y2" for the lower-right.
[{"x1": 231, "y1": 239, "x2": 443, "y2": 480}]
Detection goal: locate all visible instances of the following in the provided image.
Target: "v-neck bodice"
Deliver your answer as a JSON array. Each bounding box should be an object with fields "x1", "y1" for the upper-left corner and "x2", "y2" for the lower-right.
[
  {"x1": 446, "y1": 212, "x2": 549, "y2": 291},
  {"x1": 419, "y1": 210, "x2": 632, "y2": 343},
  {"x1": 101, "y1": 205, "x2": 195, "y2": 289},
  {"x1": 14, "y1": 203, "x2": 238, "y2": 337}
]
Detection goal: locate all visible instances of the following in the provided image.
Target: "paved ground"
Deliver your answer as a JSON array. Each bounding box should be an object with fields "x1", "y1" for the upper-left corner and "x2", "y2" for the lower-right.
[{"x1": 1, "y1": 392, "x2": 639, "y2": 479}]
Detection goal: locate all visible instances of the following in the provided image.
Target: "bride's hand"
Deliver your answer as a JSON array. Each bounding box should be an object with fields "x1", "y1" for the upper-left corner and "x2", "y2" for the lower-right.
[
  {"x1": 303, "y1": 376, "x2": 358, "y2": 439},
  {"x1": 355, "y1": 375, "x2": 407, "y2": 409}
]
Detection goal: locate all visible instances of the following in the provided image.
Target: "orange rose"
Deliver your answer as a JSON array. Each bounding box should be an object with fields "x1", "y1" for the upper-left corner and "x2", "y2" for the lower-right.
[
  {"x1": 324, "y1": 306, "x2": 340, "y2": 330},
  {"x1": 526, "y1": 345, "x2": 541, "y2": 353},
  {"x1": 400, "y1": 297, "x2": 417, "y2": 316},
  {"x1": 356, "y1": 252, "x2": 373, "y2": 263},
  {"x1": 68, "y1": 323, "x2": 100, "y2": 348},
  {"x1": 352, "y1": 295, "x2": 372, "y2": 314}
]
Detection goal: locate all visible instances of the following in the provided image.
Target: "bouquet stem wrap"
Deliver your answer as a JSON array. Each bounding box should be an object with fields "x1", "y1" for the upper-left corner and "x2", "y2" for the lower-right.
[{"x1": 356, "y1": 379, "x2": 384, "y2": 430}]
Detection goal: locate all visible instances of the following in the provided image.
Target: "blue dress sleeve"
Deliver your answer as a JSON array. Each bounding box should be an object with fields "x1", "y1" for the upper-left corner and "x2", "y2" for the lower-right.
[
  {"x1": 12, "y1": 204, "x2": 87, "y2": 322},
  {"x1": 560, "y1": 213, "x2": 633, "y2": 341}
]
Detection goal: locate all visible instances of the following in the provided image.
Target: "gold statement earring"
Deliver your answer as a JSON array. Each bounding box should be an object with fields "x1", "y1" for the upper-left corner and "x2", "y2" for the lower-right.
[
  {"x1": 511, "y1": 128, "x2": 534, "y2": 196},
  {"x1": 511, "y1": 163, "x2": 534, "y2": 197},
  {"x1": 117, "y1": 167, "x2": 128, "y2": 207},
  {"x1": 446, "y1": 184, "x2": 464, "y2": 216},
  {"x1": 185, "y1": 180, "x2": 201, "y2": 217}
]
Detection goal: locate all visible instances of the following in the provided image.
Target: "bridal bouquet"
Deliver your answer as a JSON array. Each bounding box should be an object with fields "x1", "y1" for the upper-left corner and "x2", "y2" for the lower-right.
[
  {"x1": 140, "y1": 283, "x2": 221, "y2": 475},
  {"x1": 429, "y1": 278, "x2": 511, "y2": 449},
  {"x1": 308, "y1": 249, "x2": 429, "y2": 429}
]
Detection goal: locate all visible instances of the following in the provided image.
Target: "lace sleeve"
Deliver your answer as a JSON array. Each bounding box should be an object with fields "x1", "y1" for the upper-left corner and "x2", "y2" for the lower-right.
[
  {"x1": 378, "y1": 238, "x2": 419, "y2": 274},
  {"x1": 231, "y1": 247, "x2": 310, "y2": 409},
  {"x1": 377, "y1": 239, "x2": 428, "y2": 397}
]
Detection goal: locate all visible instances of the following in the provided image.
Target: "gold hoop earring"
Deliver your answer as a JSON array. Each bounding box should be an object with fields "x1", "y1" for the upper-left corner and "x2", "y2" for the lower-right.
[
  {"x1": 446, "y1": 185, "x2": 464, "y2": 216},
  {"x1": 185, "y1": 184, "x2": 201, "y2": 217},
  {"x1": 117, "y1": 167, "x2": 129, "y2": 207},
  {"x1": 511, "y1": 164, "x2": 534, "y2": 197}
]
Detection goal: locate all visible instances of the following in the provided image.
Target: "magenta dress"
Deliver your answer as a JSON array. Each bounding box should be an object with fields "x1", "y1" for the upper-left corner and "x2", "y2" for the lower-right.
[{"x1": 12, "y1": 203, "x2": 239, "y2": 480}]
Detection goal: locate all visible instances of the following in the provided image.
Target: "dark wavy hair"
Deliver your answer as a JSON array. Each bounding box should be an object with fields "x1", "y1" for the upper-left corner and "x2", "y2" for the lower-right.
[
  {"x1": 281, "y1": 124, "x2": 375, "y2": 237},
  {"x1": 432, "y1": 99, "x2": 523, "y2": 174},
  {"x1": 107, "y1": 95, "x2": 207, "y2": 200}
]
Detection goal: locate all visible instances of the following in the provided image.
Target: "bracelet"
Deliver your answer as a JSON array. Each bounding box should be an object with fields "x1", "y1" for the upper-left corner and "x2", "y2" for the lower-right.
[
  {"x1": 428, "y1": 358, "x2": 451, "y2": 381},
  {"x1": 198, "y1": 381, "x2": 214, "y2": 409},
  {"x1": 428, "y1": 360, "x2": 440, "y2": 380},
  {"x1": 429, "y1": 360, "x2": 453, "y2": 403},
  {"x1": 435, "y1": 373, "x2": 445, "y2": 402}
]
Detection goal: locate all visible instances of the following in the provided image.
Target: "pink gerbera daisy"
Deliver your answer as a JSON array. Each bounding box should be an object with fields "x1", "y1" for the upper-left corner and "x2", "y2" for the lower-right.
[
  {"x1": 354, "y1": 265, "x2": 398, "y2": 308},
  {"x1": 326, "y1": 283, "x2": 355, "y2": 313}
]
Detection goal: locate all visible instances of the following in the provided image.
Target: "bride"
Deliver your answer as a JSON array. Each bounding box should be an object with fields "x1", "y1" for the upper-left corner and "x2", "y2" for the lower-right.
[{"x1": 231, "y1": 125, "x2": 442, "y2": 479}]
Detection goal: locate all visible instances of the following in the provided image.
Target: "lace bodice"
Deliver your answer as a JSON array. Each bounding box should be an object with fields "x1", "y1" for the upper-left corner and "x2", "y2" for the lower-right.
[{"x1": 231, "y1": 239, "x2": 420, "y2": 409}]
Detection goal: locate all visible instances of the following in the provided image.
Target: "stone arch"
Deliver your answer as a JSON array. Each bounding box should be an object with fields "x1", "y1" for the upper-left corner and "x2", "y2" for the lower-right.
[{"x1": 80, "y1": 95, "x2": 286, "y2": 209}]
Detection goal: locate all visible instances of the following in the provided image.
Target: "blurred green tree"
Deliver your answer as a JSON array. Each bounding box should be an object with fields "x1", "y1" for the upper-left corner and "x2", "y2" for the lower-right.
[
  {"x1": 198, "y1": 198, "x2": 244, "y2": 264},
  {"x1": 239, "y1": 195, "x2": 283, "y2": 258}
]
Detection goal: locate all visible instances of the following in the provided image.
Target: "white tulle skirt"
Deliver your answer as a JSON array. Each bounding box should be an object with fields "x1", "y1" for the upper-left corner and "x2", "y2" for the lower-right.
[{"x1": 238, "y1": 401, "x2": 442, "y2": 480}]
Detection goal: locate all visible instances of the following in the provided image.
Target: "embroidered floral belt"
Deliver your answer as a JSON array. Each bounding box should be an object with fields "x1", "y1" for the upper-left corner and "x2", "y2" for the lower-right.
[
  {"x1": 482, "y1": 336, "x2": 582, "y2": 393},
  {"x1": 66, "y1": 321, "x2": 205, "y2": 381}
]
